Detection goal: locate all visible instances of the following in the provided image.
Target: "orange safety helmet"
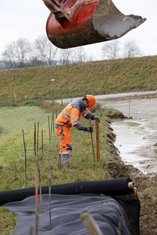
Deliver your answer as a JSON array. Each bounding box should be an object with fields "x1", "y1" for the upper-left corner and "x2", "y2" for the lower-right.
[{"x1": 85, "y1": 95, "x2": 96, "y2": 107}]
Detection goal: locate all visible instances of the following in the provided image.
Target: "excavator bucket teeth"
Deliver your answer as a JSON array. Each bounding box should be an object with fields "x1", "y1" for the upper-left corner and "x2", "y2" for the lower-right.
[{"x1": 44, "y1": 0, "x2": 146, "y2": 49}]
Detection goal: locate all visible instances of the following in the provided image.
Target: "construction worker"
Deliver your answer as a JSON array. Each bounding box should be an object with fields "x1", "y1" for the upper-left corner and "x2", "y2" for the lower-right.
[{"x1": 55, "y1": 95, "x2": 100, "y2": 168}]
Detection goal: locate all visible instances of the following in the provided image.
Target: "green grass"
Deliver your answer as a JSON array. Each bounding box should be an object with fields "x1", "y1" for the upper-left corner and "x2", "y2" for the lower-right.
[
  {"x1": 0, "y1": 104, "x2": 116, "y2": 234},
  {"x1": 0, "y1": 105, "x2": 111, "y2": 190},
  {"x1": 0, "y1": 56, "x2": 157, "y2": 105},
  {"x1": 0, "y1": 106, "x2": 52, "y2": 165}
]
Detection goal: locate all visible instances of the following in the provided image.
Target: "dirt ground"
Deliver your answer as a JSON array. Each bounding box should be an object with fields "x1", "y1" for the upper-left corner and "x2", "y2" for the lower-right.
[
  {"x1": 103, "y1": 92, "x2": 157, "y2": 235},
  {"x1": 107, "y1": 153, "x2": 157, "y2": 235}
]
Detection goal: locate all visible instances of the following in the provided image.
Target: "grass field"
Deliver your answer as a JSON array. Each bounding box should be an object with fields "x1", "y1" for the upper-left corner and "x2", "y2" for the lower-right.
[{"x1": 0, "y1": 103, "x2": 115, "y2": 234}]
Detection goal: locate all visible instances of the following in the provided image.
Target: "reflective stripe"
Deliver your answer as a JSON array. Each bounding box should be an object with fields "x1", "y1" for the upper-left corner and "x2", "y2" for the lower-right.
[
  {"x1": 61, "y1": 106, "x2": 71, "y2": 120},
  {"x1": 55, "y1": 103, "x2": 81, "y2": 126},
  {"x1": 55, "y1": 124, "x2": 63, "y2": 129},
  {"x1": 70, "y1": 117, "x2": 78, "y2": 121},
  {"x1": 62, "y1": 113, "x2": 70, "y2": 119},
  {"x1": 61, "y1": 106, "x2": 79, "y2": 122},
  {"x1": 82, "y1": 109, "x2": 90, "y2": 117}
]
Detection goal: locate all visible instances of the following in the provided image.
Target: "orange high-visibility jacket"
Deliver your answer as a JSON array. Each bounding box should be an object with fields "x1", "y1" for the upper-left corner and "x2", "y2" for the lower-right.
[{"x1": 55, "y1": 99, "x2": 94, "y2": 127}]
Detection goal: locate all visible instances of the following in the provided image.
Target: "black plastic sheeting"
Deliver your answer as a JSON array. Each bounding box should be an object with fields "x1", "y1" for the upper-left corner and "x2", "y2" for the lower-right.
[
  {"x1": 4, "y1": 194, "x2": 138, "y2": 235},
  {"x1": 0, "y1": 178, "x2": 140, "y2": 235},
  {"x1": 0, "y1": 178, "x2": 133, "y2": 206}
]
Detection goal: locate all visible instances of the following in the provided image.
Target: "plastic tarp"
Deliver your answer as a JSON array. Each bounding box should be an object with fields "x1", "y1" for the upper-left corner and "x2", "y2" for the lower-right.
[
  {"x1": 5, "y1": 194, "x2": 133, "y2": 235},
  {"x1": 1, "y1": 178, "x2": 140, "y2": 235}
]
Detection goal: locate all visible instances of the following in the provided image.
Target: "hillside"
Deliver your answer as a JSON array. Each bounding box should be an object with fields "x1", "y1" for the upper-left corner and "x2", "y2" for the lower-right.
[
  {"x1": 0, "y1": 56, "x2": 157, "y2": 105},
  {"x1": 0, "y1": 56, "x2": 157, "y2": 234}
]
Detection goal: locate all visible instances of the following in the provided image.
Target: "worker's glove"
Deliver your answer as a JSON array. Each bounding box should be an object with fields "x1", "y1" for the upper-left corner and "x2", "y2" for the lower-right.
[
  {"x1": 94, "y1": 116, "x2": 100, "y2": 123},
  {"x1": 83, "y1": 126, "x2": 93, "y2": 133}
]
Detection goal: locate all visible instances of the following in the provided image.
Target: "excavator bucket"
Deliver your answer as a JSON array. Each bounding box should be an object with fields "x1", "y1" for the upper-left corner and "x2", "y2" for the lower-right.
[{"x1": 43, "y1": 0, "x2": 146, "y2": 49}]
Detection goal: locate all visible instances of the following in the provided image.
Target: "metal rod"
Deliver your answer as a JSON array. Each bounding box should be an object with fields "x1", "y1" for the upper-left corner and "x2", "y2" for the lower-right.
[{"x1": 128, "y1": 98, "x2": 131, "y2": 118}]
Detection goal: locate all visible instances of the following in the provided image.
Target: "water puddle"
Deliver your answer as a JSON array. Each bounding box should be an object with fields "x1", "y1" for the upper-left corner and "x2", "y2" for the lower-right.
[{"x1": 112, "y1": 119, "x2": 157, "y2": 175}]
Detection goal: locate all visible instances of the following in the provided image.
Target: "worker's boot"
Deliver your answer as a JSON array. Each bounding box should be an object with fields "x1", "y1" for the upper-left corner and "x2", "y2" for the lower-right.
[{"x1": 60, "y1": 152, "x2": 71, "y2": 168}]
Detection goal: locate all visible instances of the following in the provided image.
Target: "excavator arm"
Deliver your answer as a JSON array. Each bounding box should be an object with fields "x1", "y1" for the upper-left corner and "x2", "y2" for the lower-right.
[{"x1": 43, "y1": 0, "x2": 146, "y2": 48}]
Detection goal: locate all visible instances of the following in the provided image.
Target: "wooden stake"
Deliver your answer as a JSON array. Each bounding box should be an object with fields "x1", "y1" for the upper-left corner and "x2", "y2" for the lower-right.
[
  {"x1": 95, "y1": 119, "x2": 100, "y2": 162},
  {"x1": 80, "y1": 210, "x2": 103, "y2": 235},
  {"x1": 41, "y1": 129, "x2": 44, "y2": 159},
  {"x1": 35, "y1": 176, "x2": 39, "y2": 235},
  {"x1": 34, "y1": 123, "x2": 36, "y2": 155},
  {"x1": 53, "y1": 112, "x2": 55, "y2": 136},
  {"x1": 37, "y1": 122, "x2": 39, "y2": 154},
  {"x1": 48, "y1": 165, "x2": 52, "y2": 229},
  {"x1": 48, "y1": 116, "x2": 52, "y2": 229},
  {"x1": 22, "y1": 129, "x2": 27, "y2": 185},
  {"x1": 36, "y1": 154, "x2": 42, "y2": 210},
  {"x1": 48, "y1": 116, "x2": 51, "y2": 142},
  {"x1": 29, "y1": 226, "x2": 33, "y2": 235},
  {"x1": 89, "y1": 120, "x2": 95, "y2": 162},
  {"x1": 34, "y1": 122, "x2": 42, "y2": 211}
]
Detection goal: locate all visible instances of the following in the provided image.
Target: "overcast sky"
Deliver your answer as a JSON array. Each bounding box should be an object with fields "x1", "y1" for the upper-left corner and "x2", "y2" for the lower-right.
[{"x1": 0, "y1": 0, "x2": 157, "y2": 60}]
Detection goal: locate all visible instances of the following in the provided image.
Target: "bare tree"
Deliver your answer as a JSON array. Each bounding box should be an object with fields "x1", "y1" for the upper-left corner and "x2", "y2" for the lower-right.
[
  {"x1": 101, "y1": 40, "x2": 120, "y2": 60},
  {"x1": 2, "y1": 41, "x2": 17, "y2": 68},
  {"x1": 57, "y1": 48, "x2": 74, "y2": 64},
  {"x1": 72, "y1": 47, "x2": 86, "y2": 62},
  {"x1": 2, "y1": 38, "x2": 31, "y2": 68},
  {"x1": 16, "y1": 38, "x2": 31, "y2": 66},
  {"x1": 33, "y1": 35, "x2": 58, "y2": 66},
  {"x1": 123, "y1": 40, "x2": 142, "y2": 58}
]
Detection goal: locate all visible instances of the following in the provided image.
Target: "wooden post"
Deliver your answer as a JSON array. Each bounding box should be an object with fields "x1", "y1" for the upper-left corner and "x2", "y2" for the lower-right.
[
  {"x1": 34, "y1": 123, "x2": 36, "y2": 155},
  {"x1": 48, "y1": 116, "x2": 51, "y2": 142},
  {"x1": 48, "y1": 116, "x2": 52, "y2": 229},
  {"x1": 37, "y1": 122, "x2": 39, "y2": 154},
  {"x1": 34, "y1": 122, "x2": 42, "y2": 211},
  {"x1": 95, "y1": 119, "x2": 100, "y2": 162},
  {"x1": 80, "y1": 210, "x2": 103, "y2": 235},
  {"x1": 89, "y1": 120, "x2": 95, "y2": 162},
  {"x1": 48, "y1": 166, "x2": 52, "y2": 229},
  {"x1": 22, "y1": 129, "x2": 27, "y2": 185},
  {"x1": 35, "y1": 176, "x2": 39, "y2": 235},
  {"x1": 41, "y1": 129, "x2": 44, "y2": 159},
  {"x1": 29, "y1": 226, "x2": 33, "y2": 235}
]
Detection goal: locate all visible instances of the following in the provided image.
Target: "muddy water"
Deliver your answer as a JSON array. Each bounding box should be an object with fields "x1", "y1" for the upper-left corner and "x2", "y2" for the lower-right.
[{"x1": 97, "y1": 92, "x2": 157, "y2": 175}]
